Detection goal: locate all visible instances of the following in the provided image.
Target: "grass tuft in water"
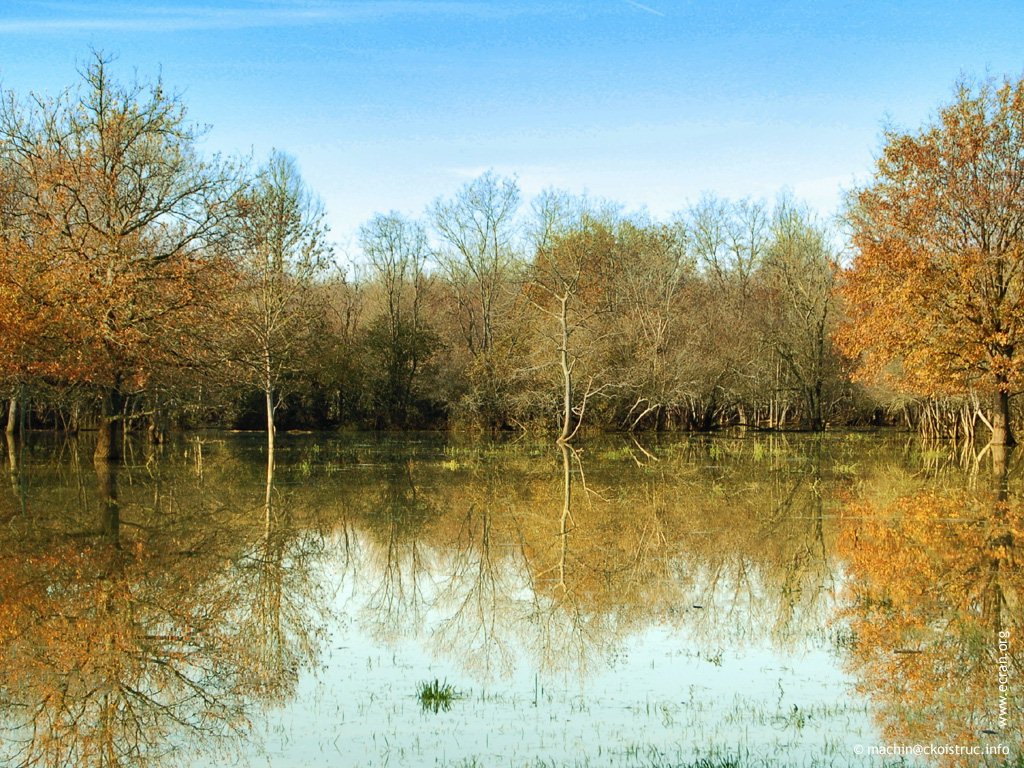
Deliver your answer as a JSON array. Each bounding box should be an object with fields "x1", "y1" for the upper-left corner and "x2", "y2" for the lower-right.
[{"x1": 417, "y1": 678, "x2": 459, "y2": 713}]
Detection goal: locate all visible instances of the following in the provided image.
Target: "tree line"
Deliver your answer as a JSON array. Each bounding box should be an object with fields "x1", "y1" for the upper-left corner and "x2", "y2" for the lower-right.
[{"x1": 3, "y1": 55, "x2": 1023, "y2": 456}]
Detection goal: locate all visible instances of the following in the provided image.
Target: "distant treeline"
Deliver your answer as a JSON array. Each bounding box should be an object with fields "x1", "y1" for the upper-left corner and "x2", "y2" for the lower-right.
[{"x1": 3, "y1": 56, "x2": 1022, "y2": 455}]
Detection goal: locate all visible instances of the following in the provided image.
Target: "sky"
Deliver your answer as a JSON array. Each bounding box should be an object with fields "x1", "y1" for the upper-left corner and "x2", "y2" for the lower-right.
[{"x1": 1, "y1": 0, "x2": 1023, "y2": 253}]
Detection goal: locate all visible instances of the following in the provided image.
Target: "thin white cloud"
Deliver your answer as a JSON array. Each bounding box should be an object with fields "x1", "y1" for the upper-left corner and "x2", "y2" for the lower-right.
[
  {"x1": 0, "y1": 1, "x2": 543, "y2": 34},
  {"x1": 623, "y1": 0, "x2": 665, "y2": 17}
]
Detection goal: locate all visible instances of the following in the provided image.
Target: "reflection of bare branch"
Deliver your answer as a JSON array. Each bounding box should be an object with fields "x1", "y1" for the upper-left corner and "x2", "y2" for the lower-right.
[
  {"x1": 230, "y1": 466, "x2": 328, "y2": 704},
  {"x1": 0, "y1": 452, "x2": 331, "y2": 768},
  {"x1": 433, "y1": 504, "x2": 522, "y2": 678},
  {"x1": 357, "y1": 468, "x2": 436, "y2": 639},
  {"x1": 362, "y1": 531, "x2": 432, "y2": 638},
  {"x1": 518, "y1": 445, "x2": 629, "y2": 681},
  {"x1": 629, "y1": 434, "x2": 660, "y2": 464},
  {"x1": 2, "y1": 430, "x2": 873, "y2": 764}
]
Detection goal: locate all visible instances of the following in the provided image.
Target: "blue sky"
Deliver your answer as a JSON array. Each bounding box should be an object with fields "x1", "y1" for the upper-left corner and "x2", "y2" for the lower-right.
[{"x1": 1, "y1": 0, "x2": 1022, "y2": 249}]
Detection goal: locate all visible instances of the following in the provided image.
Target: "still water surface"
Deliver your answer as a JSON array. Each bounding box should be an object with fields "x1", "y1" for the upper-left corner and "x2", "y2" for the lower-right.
[{"x1": 0, "y1": 432, "x2": 1019, "y2": 767}]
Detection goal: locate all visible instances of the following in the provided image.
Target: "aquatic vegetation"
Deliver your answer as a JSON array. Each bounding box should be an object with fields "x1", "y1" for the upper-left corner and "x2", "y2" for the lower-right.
[
  {"x1": 2, "y1": 430, "x2": 1015, "y2": 768},
  {"x1": 417, "y1": 679, "x2": 459, "y2": 713}
]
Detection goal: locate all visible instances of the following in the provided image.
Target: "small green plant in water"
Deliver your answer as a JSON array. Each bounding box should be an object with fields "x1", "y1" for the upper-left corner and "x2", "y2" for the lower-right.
[
  {"x1": 752, "y1": 441, "x2": 766, "y2": 462},
  {"x1": 418, "y1": 678, "x2": 458, "y2": 713},
  {"x1": 773, "y1": 703, "x2": 808, "y2": 731}
]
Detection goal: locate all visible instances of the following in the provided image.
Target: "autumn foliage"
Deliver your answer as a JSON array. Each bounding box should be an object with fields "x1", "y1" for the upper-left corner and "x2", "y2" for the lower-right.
[
  {"x1": 841, "y1": 77, "x2": 1024, "y2": 444},
  {"x1": 0, "y1": 54, "x2": 234, "y2": 457},
  {"x1": 10, "y1": 58, "x2": 1024, "y2": 442},
  {"x1": 836, "y1": 487, "x2": 1022, "y2": 764}
]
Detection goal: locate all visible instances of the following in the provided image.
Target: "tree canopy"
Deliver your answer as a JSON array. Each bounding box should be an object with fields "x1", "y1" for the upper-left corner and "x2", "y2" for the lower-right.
[
  {"x1": 841, "y1": 77, "x2": 1024, "y2": 445},
  {"x1": 9, "y1": 58, "x2": 1024, "y2": 444}
]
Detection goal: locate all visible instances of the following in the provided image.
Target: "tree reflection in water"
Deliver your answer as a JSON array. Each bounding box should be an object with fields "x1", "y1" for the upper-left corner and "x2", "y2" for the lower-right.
[
  {"x1": 341, "y1": 435, "x2": 846, "y2": 682},
  {"x1": 0, "y1": 439, "x2": 330, "y2": 768},
  {"x1": 836, "y1": 444, "x2": 1022, "y2": 765},
  {"x1": 4, "y1": 432, "x2": 1017, "y2": 766}
]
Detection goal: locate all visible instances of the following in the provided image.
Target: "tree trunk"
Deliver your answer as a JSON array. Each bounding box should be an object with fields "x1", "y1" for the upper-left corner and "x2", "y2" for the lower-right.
[
  {"x1": 986, "y1": 441, "x2": 1011, "y2": 631},
  {"x1": 265, "y1": 384, "x2": 276, "y2": 461},
  {"x1": 5, "y1": 396, "x2": 16, "y2": 437},
  {"x1": 991, "y1": 390, "x2": 1016, "y2": 447},
  {"x1": 265, "y1": 445, "x2": 275, "y2": 531},
  {"x1": 6, "y1": 430, "x2": 17, "y2": 475},
  {"x1": 68, "y1": 400, "x2": 81, "y2": 434},
  {"x1": 806, "y1": 382, "x2": 825, "y2": 432},
  {"x1": 95, "y1": 461, "x2": 121, "y2": 544},
  {"x1": 991, "y1": 442, "x2": 1011, "y2": 498},
  {"x1": 557, "y1": 294, "x2": 573, "y2": 443},
  {"x1": 148, "y1": 413, "x2": 165, "y2": 444},
  {"x1": 94, "y1": 385, "x2": 124, "y2": 462},
  {"x1": 656, "y1": 405, "x2": 668, "y2": 432},
  {"x1": 557, "y1": 442, "x2": 572, "y2": 590}
]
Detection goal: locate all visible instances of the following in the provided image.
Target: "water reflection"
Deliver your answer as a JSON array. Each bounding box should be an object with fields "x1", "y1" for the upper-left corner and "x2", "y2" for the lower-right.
[
  {"x1": 0, "y1": 432, "x2": 1020, "y2": 766},
  {"x1": 836, "y1": 446, "x2": 1022, "y2": 764},
  {"x1": 0, "y1": 442, "x2": 330, "y2": 767}
]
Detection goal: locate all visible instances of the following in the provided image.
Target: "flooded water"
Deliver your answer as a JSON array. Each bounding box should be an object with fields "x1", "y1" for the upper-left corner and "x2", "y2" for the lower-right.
[{"x1": 0, "y1": 431, "x2": 1019, "y2": 767}]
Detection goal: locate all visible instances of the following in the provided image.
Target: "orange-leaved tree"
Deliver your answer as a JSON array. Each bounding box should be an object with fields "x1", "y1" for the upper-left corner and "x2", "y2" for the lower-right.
[
  {"x1": 840, "y1": 77, "x2": 1024, "y2": 445},
  {"x1": 0, "y1": 53, "x2": 235, "y2": 461}
]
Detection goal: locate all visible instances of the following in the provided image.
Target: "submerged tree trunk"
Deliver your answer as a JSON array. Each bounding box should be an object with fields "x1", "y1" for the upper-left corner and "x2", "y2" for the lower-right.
[
  {"x1": 557, "y1": 442, "x2": 573, "y2": 591},
  {"x1": 265, "y1": 446, "x2": 275, "y2": 530},
  {"x1": 147, "y1": 394, "x2": 166, "y2": 445},
  {"x1": 95, "y1": 461, "x2": 120, "y2": 544},
  {"x1": 147, "y1": 413, "x2": 165, "y2": 445},
  {"x1": 557, "y1": 294, "x2": 574, "y2": 443},
  {"x1": 6, "y1": 430, "x2": 17, "y2": 475},
  {"x1": 265, "y1": 383, "x2": 276, "y2": 461},
  {"x1": 988, "y1": 436, "x2": 1013, "y2": 629},
  {"x1": 94, "y1": 385, "x2": 124, "y2": 462},
  {"x1": 805, "y1": 381, "x2": 825, "y2": 432},
  {"x1": 991, "y1": 390, "x2": 1016, "y2": 447},
  {"x1": 991, "y1": 442, "x2": 1011, "y2": 498},
  {"x1": 5, "y1": 396, "x2": 16, "y2": 437}
]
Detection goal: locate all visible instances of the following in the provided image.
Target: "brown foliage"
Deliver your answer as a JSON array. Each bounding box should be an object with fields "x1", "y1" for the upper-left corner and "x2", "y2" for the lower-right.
[
  {"x1": 836, "y1": 487, "x2": 1022, "y2": 761},
  {"x1": 840, "y1": 78, "x2": 1024, "y2": 403}
]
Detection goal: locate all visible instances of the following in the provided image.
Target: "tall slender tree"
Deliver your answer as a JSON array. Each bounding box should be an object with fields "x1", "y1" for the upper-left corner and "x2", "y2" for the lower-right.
[
  {"x1": 431, "y1": 171, "x2": 523, "y2": 426},
  {"x1": 229, "y1": 150, "x2": 331, "y2": 457}
]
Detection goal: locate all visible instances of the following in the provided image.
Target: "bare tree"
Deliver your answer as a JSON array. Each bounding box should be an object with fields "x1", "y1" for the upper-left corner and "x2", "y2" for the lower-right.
[
  {"x1": 432, "y1": 171, "x2": 520, "y2": 355},
  {"x1": 528, "y1": 206, "x2": 617, "y2": 442},
  {"x1": 760, "y1": 200, "x2": 842, "y2": 430},
  {"x1": 359, "y1": 212, "x2": 433, "y2": 426},
  {"x1": 229, "y1": 150, "x2": 331, "y2": 458},
  {"x1": 609, "y1": 219, "x2": 693, "y2": 431},
  {"x1": 677, "y1": 196, "x2": 774, "y2": 428},
  {"x1": 431, "y1": 171, "x2": 523, "y2": 426}
]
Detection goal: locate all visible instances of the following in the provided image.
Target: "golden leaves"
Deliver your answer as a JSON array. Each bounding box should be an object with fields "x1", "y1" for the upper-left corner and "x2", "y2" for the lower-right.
[
  {"x1": 841, "y1": 77, "x2": 1024, "y2": 401},
  {"x1": 836, "y1": 488, "x2": 1022, "y2": 761},
  {"x1": 0, "y1": 56, "x2": 234, "y2": 398}
]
